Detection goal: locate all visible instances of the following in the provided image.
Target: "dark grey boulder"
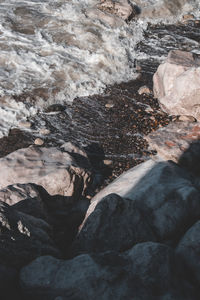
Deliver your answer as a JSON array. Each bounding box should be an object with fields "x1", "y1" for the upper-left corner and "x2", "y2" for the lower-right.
[
  {"x1": 71, "y1": 193, "x2": 157, "y2": 255},
  {"x1": 78, "y1": 159, "x2": 200, "y2": 255},
  {"x1": 20, "y1": 242, "x2": 197, "y2": 300},
  {"x1": 176, "y1": 220, "x2": 200, "y2": 285},
  {"x1": 0, "y1": 200, "x2": 60, "y2": 268}
]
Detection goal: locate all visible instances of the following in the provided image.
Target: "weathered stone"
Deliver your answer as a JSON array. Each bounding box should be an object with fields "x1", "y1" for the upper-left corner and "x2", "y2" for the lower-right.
[
  {"x1": 71, "y1": 193, "x2": 157, "y2": 255},
  {"x1": 97, "y1": 0, "x2": 135, "y2": 21},
  {"x1": 153, "y1": 50, "x2": 200, "y2": 120},
  {"x1": 80, "y1": 159, "x2": 200, "y2": 245},
  {"x1": 176, "y1": 221, "x2": 200, "y2": 285},
  {"x1": 0, "y1": 146, "x2": 91, "y2": 197},
  {"x1": 20, "y1": 242, "x2": 196, "y2": 300},
  {"x1": 0, "y1": 200, "x2": 60, "y2": 268},
  {"x1": 138, "y1": 85, "x2": 151, "y2": 95},
  {"x1": 146, "y1": 122, "x2": 200, "y2": 167},
  {"x1": 34, "y1": 138, "x2": 44, "y2": 145}
]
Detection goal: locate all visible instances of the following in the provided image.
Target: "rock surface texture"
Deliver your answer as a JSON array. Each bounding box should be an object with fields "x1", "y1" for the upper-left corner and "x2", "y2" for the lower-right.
[
  {"x1": 0, "y1": 145, "x2": 91, "y2": 197},
  {"x1": 20, "y1": 242, "x2": 197, "y2": 300},
  {"x1": 153, "y1": 50, "x2": 200, "y2": 120}
]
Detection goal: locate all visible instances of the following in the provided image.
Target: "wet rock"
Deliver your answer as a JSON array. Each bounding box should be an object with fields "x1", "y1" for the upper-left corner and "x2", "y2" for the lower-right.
[
  {"x1": 138, "y1": 85, "x2": 151, "y2": 95},
  {"x1": 39, "y1": 128, "x2": 50, "y2": 135},
  {"x1": 0, "y1": 200, "x2": 60, "y2": 268},
  {"x1": 176, "y1": 221, "x2": 200, "y2": 285},
  {"x1": 0, "y1": 145, "x2": 92, "y2": 198},
  {"x1": 20, "y1": 242, "x2": 196, "y2": 300},
  {"x1": 71, "y1": 193, "x2": 156, "y2": 255},
  {"x1": 153, "y1": 50, "x2": 200, "y2": 120},
  {"x1": 80, "y1": 159, "x2": 200, "y2": 245},
  {"x1": 97, "y1": 0, "x2": 135, "y2": 21},
  {"x1": 34, "y1": 138, "x2": 44, "y2": 146}
]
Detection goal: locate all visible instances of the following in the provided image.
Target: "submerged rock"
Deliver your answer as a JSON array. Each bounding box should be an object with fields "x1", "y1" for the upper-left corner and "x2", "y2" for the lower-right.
[
  {"x1": 153, "y1": 50, "x2": 200, "y2": 120},
  {"x1": 0, "y1": 145, "x2": 92, "y2": 198},
  {"x1": 20, "y1": 242, "x2": 196, "y2": 300}
]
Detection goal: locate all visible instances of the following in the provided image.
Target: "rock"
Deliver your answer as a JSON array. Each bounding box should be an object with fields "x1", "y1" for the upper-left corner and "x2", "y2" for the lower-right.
[
  {"x1": 86, "y1": 7, "x2": 125, "y2": 28},
  {"x1": 0, "y1": 200, "x2": 60, "y2": 268},
  {"x1": 103, "y1": 159, "x2": 112, "y2": 165},
  {"x1": 34, "y1": 138, "x2": 44, "y2": 145},
  {"x1": 71, "y1": 194, "x2": 156, "y2": 255},
  {"x1": 176, "y1": 221, "x2": 200, "y2": 285},
  {"x1": 20, "y1": 242, "x2": 196, "y2": 300},
  {"x1": 182, "y1": 13, "x2": 195, "y2": 22},
  {"x1": 80, "y1": 158, "x2": 200, "y2": 245},
  {"x1": 97, "y1": 0, "x2": 135, "y2": 21},
  {"x1": 0, "y1": 264, "x2": 19, "y2": 300},
  {"x1": 39, "y1": 128, "x2": 50, "y2": 135},
  {"x1": 146, "y1": 122, "x2": 200, "y2": 164},
  {"x1": 0, "y1": 183, "x2": 47, "y2": 220},
  {"x1": 18, "y1": 121, "x2": 32, "y2": 129},
  {"x1": 0, "y1": 145, "x2": 91, "y2": 197},
  {"x1": 176, "y1": 115, "x2": 197, "y2": 122},
  {"x1": 105, "y1": 103, "x2": 114, "y2": 109},
  {"x1": 138, "y1": 85, "x2": 151, "y2": 95},
  {"x1": 153, "y1": 50, "x2": 200, "y2": 120}
]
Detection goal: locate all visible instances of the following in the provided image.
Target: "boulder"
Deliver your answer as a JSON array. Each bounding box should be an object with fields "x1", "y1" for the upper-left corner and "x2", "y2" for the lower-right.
[
  {"x1": 153, "y1": 50, "x2": 200, "y2": 120},
  {"x1": 0, "y1": 145, "x2": 92, "y2": 197},
  {"x1": 71, "y1": 193, "x2": 157, "y2": 255},
  {"x1": 0, "y1": 200, "x2": 60, "y2": 268},
  {"x1": 0, "y1": 183, "x2": 90, "y2": 255},
  {"x1": 176, "y1": 220, "x2": 200, "y2": 285},
  {"x1": 20, "y1": 242, "x2": 196, "y2": 300},
  {"x1": 146, "y1": 122, "x2": 200, "y2": 167},
  {"x1": 79, "y1": 159, "x2": 200, "y2": 247}
]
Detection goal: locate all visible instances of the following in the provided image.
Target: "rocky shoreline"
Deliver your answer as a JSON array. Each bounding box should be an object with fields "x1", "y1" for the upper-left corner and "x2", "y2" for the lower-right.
[
  {"x1": 1, "y1": 47, "x2": 200, "y2": 299},
  {"x1": 1, "y1": 1, "x2": 200, "y2": 299}
]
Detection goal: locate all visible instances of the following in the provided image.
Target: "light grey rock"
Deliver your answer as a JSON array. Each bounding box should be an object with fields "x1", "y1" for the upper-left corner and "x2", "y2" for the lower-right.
[
  {"x1": 0, "y1": 200, "x2": 60, "y2": 268},
  {"x1": 176, "y1": 221, "x2": 200, "y2": 285},
  {"x1": 153, "y1": 50, "x2": 200, "y2": 120},
  {"x1": 0, "y1": 145, "x2": 91, "y2": 198},
  {"x1": 71, "y1": 193, "x2": 157, "y2": 255},
  {"x1": 80, "y1": 159, "x2": 200, "y2": 246},
  {"x1": 20, "y1": 242, "x2": 197, "y2": 300}
]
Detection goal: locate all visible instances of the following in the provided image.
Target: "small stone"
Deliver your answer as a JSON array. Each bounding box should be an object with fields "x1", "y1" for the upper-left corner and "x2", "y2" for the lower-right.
[
  {"x1": 138, "y1": 86, "x2": 151, "y2": 95},
  {"x1": 182, "y1": 14, "x2": 195, "y2": 22},
  {"x1": 103, "y1": 159, "x2": 112, "y2": 165},
  {"x1": 177, "y1": 115, "x2": 197, "y2": 123},
  {"x1": 105, "y1": 103, "x2": 114, "y2": 109},
  {"x1": 39, "y1": 129, "x2": 50, "y2": 135},
  {"x1": 18, "y1": 121, "x2": 32, "y2": 129},
  {"x1": 34, "y1": 138, "x2": 44, "y2": 146}
]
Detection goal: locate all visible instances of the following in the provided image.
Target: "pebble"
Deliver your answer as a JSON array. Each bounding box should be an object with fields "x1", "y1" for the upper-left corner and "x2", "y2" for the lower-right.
[
  {"x1": 105, "y1": 103, "x2": 114, "y2": 109},
  {"x1": 18, "y1": 121, "x2": 32, "y2": 129},
  {"x1": 138, "y1": 85, "x2": 151, "y2": 95},
  {"x1": 103, "y1": 159, "x2": 113, "y2": 166},
  {"x1": 39, "y1": 128, "x2": 50, "y2": 135},
  {"x1": 177, "y1": 115, "x2": 197, "y2": 123},
  {"x1": 34, "y1": 138, "x2": 44, "y2": 146}
]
